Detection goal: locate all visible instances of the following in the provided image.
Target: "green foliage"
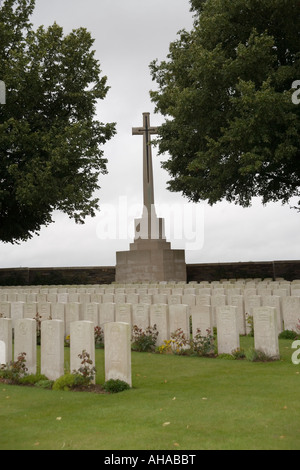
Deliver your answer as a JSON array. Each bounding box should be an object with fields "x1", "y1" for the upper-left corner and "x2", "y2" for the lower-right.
[
  {"x1": 72, "y1": 350, "x2": 96, "y2": 386},
  {"x1": 102, "y1": 379, "x2": 130, "y2": 394},
  {"x1": 53, "y1": 351, "x2": 96, "y2": 391},
  {"x1": 94, "y1": 326, "x2": 104, "y2": 348},
  {"x1": 150, "y1": 0, "x2": 300, "y2": 209},
  {"x1": 170, "y1": 328, "x2": 190, "y2": 355},
  {"x1": 245, "y1": 347, "x2": 277, "y2": 362},
  {"x1": 232, "y1": 348, "x2": 246, "y2": 359},
  {"x1": 191, "y1": 328, "x2": 215, "y2": 357},
  {"x1": 18, "y1": 373, "x2": 54, "y2": 389},
  {"x1": 157, "y1": 328, "x2": 215, "y2": 357},
  {"x1": 131, "y1": 324, "x2": 159, "y2": 352},
  {"x1": 246, "y1": 314, "x2": 254, "y2": 337},
  {"x1": 0, "y1": 0, "x2": 116, "y2": 243},
  {"x1": 279, "y1": 330, "x2": 298, "y2": 340},
  {"x1": 0, "y1": 352, "x2": 28, "y2": 383},
  {"x1": 52, "y1": 373, "x2": 79, "y2": 392},
  {"x1": 217, "y1": 353, "x2": 235, "y2": 360},
  {"x1": 19, "y1": 373, "x2": 48, "y2": 385},
  {"x1": 34, "y1": 379, "x2": 54, "y2": 389}
]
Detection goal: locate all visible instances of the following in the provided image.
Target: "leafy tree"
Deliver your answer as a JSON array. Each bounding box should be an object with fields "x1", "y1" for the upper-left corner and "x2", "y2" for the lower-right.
[
  {"x1": 0, "y1": 0, "x2": 116, "y2": 243},
  {"x1": 150, "y1": 0, "x2": 300, "y2": 210}
]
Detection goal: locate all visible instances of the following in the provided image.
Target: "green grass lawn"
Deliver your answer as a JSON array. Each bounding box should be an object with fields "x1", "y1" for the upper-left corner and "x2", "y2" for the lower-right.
[{"x1": 0, "y1": 336, "x2": 299, "y2": 450}]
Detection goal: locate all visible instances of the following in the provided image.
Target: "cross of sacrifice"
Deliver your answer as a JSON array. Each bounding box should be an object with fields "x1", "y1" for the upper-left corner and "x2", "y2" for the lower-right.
[{"x1": 132, "y1": 112, "x2": 159, "y2": 216}]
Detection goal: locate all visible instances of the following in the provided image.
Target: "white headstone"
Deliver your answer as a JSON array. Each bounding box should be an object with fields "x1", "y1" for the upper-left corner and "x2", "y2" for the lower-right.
[
  {"x1": 41, "y1": 320, "x2": 64, "y2": 380},
  {"x1": 65, "y1": 303, "x2": 80, "y2": 336},
  {"x1": 0, "y1": 302, "x2": 11, "y2": 318},
  {"x1": 70, "y1": 321, "x2": 95, "y2": 383},
  {"x1": 191, "y1": 304, "x2": 213, "y2": 338},
  {"x1": 115, "y1": 303, "x2": 132, "y2": 326},
  {"x1": 216, "y1": 306, "x2": 240, "y2": 355},
  {"x1": 282, "y1": 297, "x2": 300, "y2": 331},
  {"x1": 24, "y1": 302, "x2": 38, "y2": 319},
  {"x1": 169, "y1": 304, "x2": 190, "y2": 339},
  {"x1": 103, "y1": 293, "x2": 114, "y2": 303},
  {"x1": 14, "y1": 318, "x2": 37, "y2": 375},
  {"x1": 153, "y1": 294, "x2": 168, "y2": 304},
  {"x1": 132, "y1": 303, "x2": 150, "y2": 330},
  {"x1": 150, "y1": 304, "x2": 169, "y2": 346},
  {"x1": 10, "y1": 302, "x2": 24, "y2": 327},
  {"x1": 262, "y1": 295, "x2": 283, "y2": 333},
  {"x1": 51, "y1": 303, "x2": 66, "y2": 334},
  {"x1": 168, "y1": 294, "x2": 182, "y2": 305},
  {"x1": 104, "y1": 322, "x2": 132, "y2": 387},
  {"x1": 211, "y1": 295, "x2": 227, "y2": 326},
  {"x1": 0, "y1": 340, "x2": 6, "y2": 366},
  {"x1": 126, "y1": 293, "x2": 139, "y2": 304},
  {"x1": 38, "y1": 302, "x2": 51, "y2": 321},
  {"x1": 0, "y1": 318, "x2": 12, "y2": 365},
  {"x1": 253, "y1": 307, "x2": 279, "y2": 359},
  {"x1": 99, "y1": 303, "x2": 115, "y2": 328},
  {"x1": 57, "y1": 293, "x2": 69, "y2": 303},
  {"x1": 196, "y1": 294, "x2": 211, "y2": 306},
  {"x1": 228, "y1": 295, "x2": 246, "y2": 335},
  {"x1": 83, "y1": 303, "x2": 99, "y2": 326}
]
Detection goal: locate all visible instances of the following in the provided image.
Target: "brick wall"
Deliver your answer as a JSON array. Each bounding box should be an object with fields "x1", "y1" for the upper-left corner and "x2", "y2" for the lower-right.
[
  {"x1": 0, "y1": 266, "x2": 116, "y2": 286},
  {"x1": 186, "y1": 260, "x2": 300, "y2": 282},
  {"x1": 0, "y1": 260, "x2": 299, "y2": 286}
]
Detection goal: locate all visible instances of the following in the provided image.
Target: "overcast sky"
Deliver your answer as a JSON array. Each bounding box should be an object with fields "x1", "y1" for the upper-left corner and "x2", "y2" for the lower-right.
[{"x1": 0, "y1": 0, "x2": 300, "y2": 269}]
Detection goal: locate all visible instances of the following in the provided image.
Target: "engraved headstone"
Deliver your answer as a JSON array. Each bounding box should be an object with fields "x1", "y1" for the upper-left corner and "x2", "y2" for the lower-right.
[
  {"x1": 253, "y1": 307, "x2": 279, "y2": 359},
  {"x1": 216, "y1": 306, "x2": 240, "y2": 355},
  {"x1": 70, "y1": 321, "x2": 95, "y2": 383},
  {"x1": 41, "y1": 320, "x2": 64, "y2": 380},
  {"x1": 14, "y1": 318, "x2": 36, "y2": 375},
  {"x1": 150, "y1": 304, "x2": 169, "y2": 346},
  {"x1": 104, "y1": 322, "x2": 132, "y2": 387}
]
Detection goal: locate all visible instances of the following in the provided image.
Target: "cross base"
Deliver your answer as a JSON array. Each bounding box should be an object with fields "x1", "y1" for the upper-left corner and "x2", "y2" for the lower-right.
[{"x1": 115, "y1": 246, "x2": 186, "y2": 283}]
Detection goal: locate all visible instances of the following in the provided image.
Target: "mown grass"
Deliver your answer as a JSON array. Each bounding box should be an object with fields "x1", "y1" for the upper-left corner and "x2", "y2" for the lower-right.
[{"x1": 0, "y1": 336, "x2": 299, "y2": 450}]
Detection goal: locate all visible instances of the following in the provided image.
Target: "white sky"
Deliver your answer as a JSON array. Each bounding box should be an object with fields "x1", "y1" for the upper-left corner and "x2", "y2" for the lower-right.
[{"x1": 0, "y1": 0, "x2": 299, "y2": 268}]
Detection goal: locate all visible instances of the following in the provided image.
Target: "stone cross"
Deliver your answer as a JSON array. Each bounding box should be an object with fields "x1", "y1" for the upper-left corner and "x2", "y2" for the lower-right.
[{"x1": 132, "y1": 112, "x2": 159, "y2": 217}]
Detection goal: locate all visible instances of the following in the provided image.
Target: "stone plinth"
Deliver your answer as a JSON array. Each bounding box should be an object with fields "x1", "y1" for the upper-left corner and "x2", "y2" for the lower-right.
[{"x1": 116, "y1": 239, "x2": 186, "y2": 283}]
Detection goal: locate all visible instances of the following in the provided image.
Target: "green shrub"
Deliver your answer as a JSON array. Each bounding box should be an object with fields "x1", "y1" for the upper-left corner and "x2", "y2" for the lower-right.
[
  {"x1": 170, "y1": 328, "x2": 190, "y2": 355},
  {"x1": 246, "y1": 314, "x2": 254, "y2": 336},
  {"x1": 131, "y1": 324, "x2": 159, "y2": 352},
  {"x1": 72, "y1": 350, "x2": 96, "y2": 386},
  {"x1": 19, "y1": 373, "x2": 49, "y2": 385},
  {"x1": 232, "y1": 348, "x2": 246, "y2": 359},
  {"x1": 279, "y1": 330, "x2": 298, "y2": 340},
  {"x1": 0, "y1": 352, "x2": 28, "y2": 383},
  {"x1": 246, "y1": 348, "x2": 277, "y2": 362},
  {"x1": 103, "y1": 379, "x2": 130, "y2": 394},
  {"x1": 191, "y1": 329, "x2": 215, "y2": 357},
  {"x1": 217, "y1": 353, "x2": 235, "y2": 360},
  {"x1": 35, "y1": 379, "x2": 54, "y2": 389},
  {"x1": 52, "y1": 373, "x2": 81, "y2": 391}
]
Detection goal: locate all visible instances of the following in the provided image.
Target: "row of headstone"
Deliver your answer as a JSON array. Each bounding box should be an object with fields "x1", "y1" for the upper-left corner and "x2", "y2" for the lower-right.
[
  {"x1": 1, "y1": 293, "x2": 299, "y2": 334},
  {"x1": 0, "y1": 318, "x2": 132, "y2": 386},
  {"x1": 1, "y1": 282, "x2": 300, "y2": 300},
  {"x1": 0, "y1": 303, "x2": 281, "y2": 377},
  {"x1": 1, "y1": 278, "x2": 299, "y2": 288},
  {"x1": 217, "y1": 306, "x2": 279, "y2": 359}
]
